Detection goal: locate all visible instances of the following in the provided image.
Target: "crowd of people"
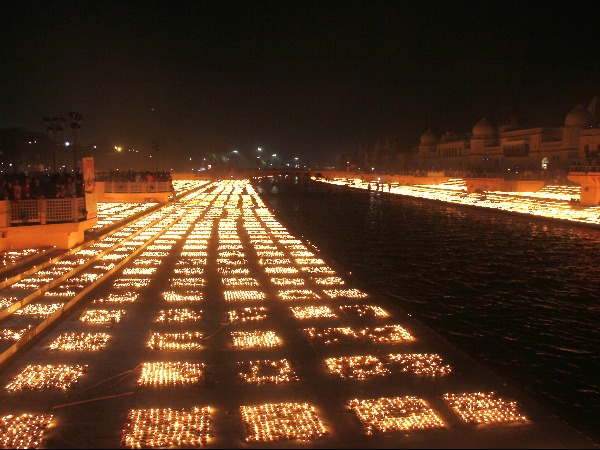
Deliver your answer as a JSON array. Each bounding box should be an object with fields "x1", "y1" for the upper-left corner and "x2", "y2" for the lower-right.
[{"x1": 0, "y1": 172, "x2": 84, "y2": 200}]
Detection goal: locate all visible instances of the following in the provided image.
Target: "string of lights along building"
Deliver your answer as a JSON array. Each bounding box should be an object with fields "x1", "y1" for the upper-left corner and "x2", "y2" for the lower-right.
[{"x1": 0, "y1": 179, "x2": 592, "y2": 448}]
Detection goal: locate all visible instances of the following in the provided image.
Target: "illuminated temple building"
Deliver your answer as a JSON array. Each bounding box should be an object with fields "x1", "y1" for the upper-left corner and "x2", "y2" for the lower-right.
[
  {"x1": 355, "y1": 97, "x2": 600, "y2": 173},
  {"x1": 417, "y1": 97, "x2": 600, "y2": 172}
]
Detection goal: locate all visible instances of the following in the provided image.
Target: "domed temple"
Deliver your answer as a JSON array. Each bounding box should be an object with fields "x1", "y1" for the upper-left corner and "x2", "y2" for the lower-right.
[{"x1": 416, "y1": 96, "x2": 600, "y2": 173}]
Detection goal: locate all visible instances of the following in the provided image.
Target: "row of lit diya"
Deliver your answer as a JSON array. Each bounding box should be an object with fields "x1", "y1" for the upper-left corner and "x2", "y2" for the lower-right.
[
  {"x1": 4, "y1": 351, "x2": 452, "y2": 391},
  {"x1": 0, "y1": 392, "x2": 527, "y2": 448}
]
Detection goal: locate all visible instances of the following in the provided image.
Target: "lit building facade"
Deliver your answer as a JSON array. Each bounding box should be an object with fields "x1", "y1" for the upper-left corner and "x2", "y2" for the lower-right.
[{"x1": 416, "y1": 97, "x2": 600, "y2": 173}]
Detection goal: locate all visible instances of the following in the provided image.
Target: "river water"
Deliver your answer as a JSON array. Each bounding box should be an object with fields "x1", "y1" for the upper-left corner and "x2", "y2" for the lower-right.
[{"x1": 257, "y1": 178, "x2": 600, "y2": 445}]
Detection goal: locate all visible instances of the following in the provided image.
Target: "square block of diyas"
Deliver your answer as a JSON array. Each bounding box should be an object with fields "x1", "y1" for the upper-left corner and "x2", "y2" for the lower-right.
[
  {"x1": 171, "y1": 277, "x2": 205, "y2": 288},
  {"x1": 218, "y1": 251, "x2": 245, "y2": 258},
  {"x1": 49, "y1": 333, "x2": 110, "y2": 351},
  {"x1": 258, "y1": 258, "x2": 291, "y2": 266},
  {"x1": 278, "y1": 290, "x2": 321, "y2": 301},
  {"x1": 312, "y1": 276, "x2": 345, "y2": 286},
  {"x1": 182, "y1": 245, "x2": 208, "y2": 251},
  {"x1": 173, "y1": 267, "x2": 204, "y2": 276},
  {"x1": 224, "y1": 291, "x2": 265, "y2": 302},
  {"x1": 264, "y1": 266, "x2": 299, "y2": 275},
  {"x1": 177, "y1": 258, "x2": 206, "y2": 266},
  {"x1": 137, "y1": 362, "x2": 204, "y2": 387},
  {"x1": 442, "y1": 392, "x2": 527, "y2": 424},
  {"x1": 0, "y1": 413, "x2": 53, "y2": 449},
  {"x1": 325, "y1": 355, "x2": 390, "y2": 380},
  {"x1": 222, "y1": 277, "x2": 259, "y2": 287},
  {"x1": 148, "y1": 332, "x2": 203, "y2": 350},
  {"x1": 304, "y1": 325, "x2": 414, "y2": 345},
  {"x1": 271, "y1": 277, "x2": 305, "y2": 286},
  {"x1": 300, "y1": 266, "x2": 335, "y2": 274},
  {"x1": 180, "y1": 251, "x2": 208, "y2": 258},
  {"x1": 339, "y1": 304, "x2": 389, "y2": 318},
  {"x1": 133, "y1": 258, "x2": 161, "y2": 266},
  {"x1": 240, "y1": 402, "x2": 328, "y2": 443},
  {"x1": 6, "y1": 364, "x2": 87, "y2": 392},
  {"x1": 256, "y1": 251, "x2": 286, "y2": 258},
  {"x1": 361, "y1": 325, "x2": 415, "y2": 343},
  {"x1": 217, "y1": 267, "x2": 250, "y2": 276},
  {"x1": 323, "y1": 289, "x2": 368, "y2": 299},
  {"x1": 217, "y1": 258, "x2": 247, "y2": 266},
  {"x1": 290, "y1": 250, "x2": 315, "y2": 257},
  {"x1": 113, "y1": 278, "x2": 151, "y2": 289},
  {"x1": 14, "y1": 303, "x2": 62, "y2": 318},
  {"x1": 228, "y1": 307, "x2": 268, "y2": 323},
  {"x1": 388, "y1": 353, "x2": 452, "y2": 377},
  {"x1": 121, "y1": 407, "x2": 212, "y2": 448},
  {"x1": 295, "y1": 258, "x2": 326, "y2": 266},
  {"x1": 290, "y1": 306, "x2": 337, "y2": 319},
  {"x1": 218, "y1": 244, "x2": 243, "y2": 250},
  {"x1": 80, "y1": 309, "x2": 124, "y2": 324},
  {"x1": 162, "y1": 291, "x2": 203, "y2": 303},
  {"x1": 231, "y1": 331, "x2": 282, "y2": 349},
  {"x1": 156, "y1": 308, "x2": 202, "y2": 323},
  {"x1": 0, "y1": 296, "x2": 18, "y2": 309},
  {"x1": 237, "y1": 359, "x2": 298, "y2": 384},
  {"x1": 0, "y1": 326, "x2": 32, "y2": 341},
  {"x1": 348, "y1": 396, "x2": 445, "y2": 434},
  {"x1": 93, "y1": 292, "x2": 139, "y2": 303},
  {"x1": 123, "y1": 267, "x2": 157, "y2": 275}
]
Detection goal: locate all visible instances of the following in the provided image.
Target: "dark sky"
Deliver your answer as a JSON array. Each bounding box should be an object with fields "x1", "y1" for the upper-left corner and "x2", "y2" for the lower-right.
[{"x1": 1, "y1": 0, "x2": 598, "y2": 169}]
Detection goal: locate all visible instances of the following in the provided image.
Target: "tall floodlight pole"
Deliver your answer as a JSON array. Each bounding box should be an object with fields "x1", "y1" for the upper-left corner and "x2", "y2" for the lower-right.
[
  {"x1": 69, "y1": 112, "x2": 82, "y2": 172},
  {"x1": 43, "y1": 117, "x2": 65, "y2": 173}
]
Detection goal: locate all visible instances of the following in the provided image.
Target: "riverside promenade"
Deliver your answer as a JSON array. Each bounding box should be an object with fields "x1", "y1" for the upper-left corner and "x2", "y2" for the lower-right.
[{"x1": 0, "y1": 179, "x2": 593, "y2": 448}]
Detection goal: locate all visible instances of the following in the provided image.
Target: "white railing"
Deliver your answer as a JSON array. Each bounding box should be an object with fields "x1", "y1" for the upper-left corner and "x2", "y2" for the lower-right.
[
  {"x1": 101, "y1": 181, "x2": 173, "y2": 193},
  {"x1": 1, "y1": 198, "x2": 87, "y2": 226}
]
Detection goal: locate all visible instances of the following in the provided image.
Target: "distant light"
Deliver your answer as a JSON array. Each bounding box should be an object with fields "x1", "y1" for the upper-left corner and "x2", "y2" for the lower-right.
[
  {"x1": 65, "y1": 142, "x2": 70, "y2": 146},
  {"x1": 272, "y1": 154, "x2": 276, "y2": 157},
  {"x1": 93, "y1": 145, "x2": 97, "y2": 149},
  {"x1": 295, "y1": 157, "x2": 299, "y2": 160},
  {"x1": 257, "y1": 148, "x2": 262, "y2": 152}
]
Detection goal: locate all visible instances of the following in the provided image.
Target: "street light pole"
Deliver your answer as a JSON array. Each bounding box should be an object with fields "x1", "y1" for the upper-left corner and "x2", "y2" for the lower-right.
[
  {"x1": 43, "y1": 117, "x2": 65, "y2": 173},
  {"x1": 69, "y1": 112, "x2": 82, "y2": 173}
]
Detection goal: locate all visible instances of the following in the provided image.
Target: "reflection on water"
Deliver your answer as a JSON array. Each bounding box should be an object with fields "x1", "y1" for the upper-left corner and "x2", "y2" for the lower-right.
[{"x1": 259, "y1": 180, "x2": 600, "y2": 445}]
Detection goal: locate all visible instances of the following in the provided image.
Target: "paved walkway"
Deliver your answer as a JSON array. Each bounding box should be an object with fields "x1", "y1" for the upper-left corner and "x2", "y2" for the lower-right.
[{"x1": 0, "y1": 180, "x2": 593, "y2": 448}]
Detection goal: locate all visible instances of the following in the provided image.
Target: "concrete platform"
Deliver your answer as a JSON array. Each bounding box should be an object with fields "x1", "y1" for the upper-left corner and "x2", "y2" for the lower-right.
[{"x1": 0, "y1": 183, "x2": 593, "y2": 448}]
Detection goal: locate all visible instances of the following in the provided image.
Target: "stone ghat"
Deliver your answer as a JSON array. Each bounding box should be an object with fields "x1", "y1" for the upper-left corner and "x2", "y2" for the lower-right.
[{"x1": 0, "y1": 179, "x2": 593, "y2": 449}]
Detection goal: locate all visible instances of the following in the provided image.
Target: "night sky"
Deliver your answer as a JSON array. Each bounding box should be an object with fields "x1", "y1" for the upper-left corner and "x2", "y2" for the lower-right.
[{"x1": 1, "y1": 1, "x2": 598, "y2": 169}]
